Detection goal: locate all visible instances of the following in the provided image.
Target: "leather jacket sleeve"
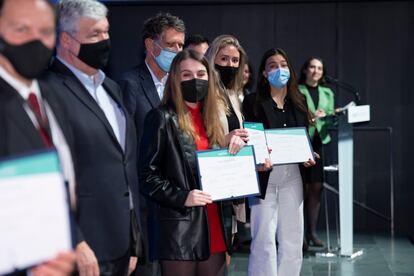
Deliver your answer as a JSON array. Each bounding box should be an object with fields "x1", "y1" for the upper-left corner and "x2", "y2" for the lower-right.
[{"x1": 138, "y1": 108, "x2": 189, "y2": 212}]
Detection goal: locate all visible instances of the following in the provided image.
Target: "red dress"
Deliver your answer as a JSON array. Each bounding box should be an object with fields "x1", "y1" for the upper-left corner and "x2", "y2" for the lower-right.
[{"x1": 187, "y1": 103, "x2": 227, "y2": 254}]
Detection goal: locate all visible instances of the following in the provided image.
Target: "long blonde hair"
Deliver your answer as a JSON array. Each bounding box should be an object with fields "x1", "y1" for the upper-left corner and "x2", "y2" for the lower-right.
[
  {"x1": 162, "y1": 49, "x2": 225, "y2": 146},
  {"x1": 205, "y1": 34, "x2": 248, "y2": 110}
]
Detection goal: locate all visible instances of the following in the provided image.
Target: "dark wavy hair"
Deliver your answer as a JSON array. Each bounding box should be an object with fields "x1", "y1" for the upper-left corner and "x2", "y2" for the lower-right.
[
  {"x1": 298, "y1": 57, "x2": 328, "y2": 85},
  {"x1": 255, "y1": 48, "x2": 311, "y2": 122},
  {"x1": 142, "y1": 12, "x2": 185, "y2": 43}
]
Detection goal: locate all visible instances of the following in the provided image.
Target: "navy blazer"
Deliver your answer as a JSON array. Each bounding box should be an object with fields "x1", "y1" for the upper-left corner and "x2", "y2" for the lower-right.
[
  {"x1": 118, "y1": 63, "x2": 162, "y2": 262},
  {"x1": 118, "y1": 63, "x2": 161, "y2": 143},
  {"x1": 44, "y1": 59, "x2": 142, "y2": 262}
]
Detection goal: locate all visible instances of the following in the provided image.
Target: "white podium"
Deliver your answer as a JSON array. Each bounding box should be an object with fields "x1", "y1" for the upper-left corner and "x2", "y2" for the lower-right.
[{"x1": 338, "y1": 104, "x2": 370, "y2": 257}]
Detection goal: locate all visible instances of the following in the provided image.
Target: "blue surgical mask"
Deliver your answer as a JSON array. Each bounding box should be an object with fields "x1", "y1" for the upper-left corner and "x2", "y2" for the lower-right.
[
  {"x1": 153, "y1": 42, "x2": 177, "y2": 72},
  {"x1": 267, "y1": 68, "x2": 290, "y2": 88}
]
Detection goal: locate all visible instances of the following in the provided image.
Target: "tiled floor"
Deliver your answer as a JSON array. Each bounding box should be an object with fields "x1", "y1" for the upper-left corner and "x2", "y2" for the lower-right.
[{"x1": 228, "y1": 233, "x2": 414, "y2": 276}]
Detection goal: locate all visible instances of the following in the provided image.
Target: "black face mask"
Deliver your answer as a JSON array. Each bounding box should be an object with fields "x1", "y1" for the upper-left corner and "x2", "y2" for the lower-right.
[
  {"x1": 77, "y1": 39, "x2": 111, "y2": 69},
  {"x1": 215, "y1": 64, "x2": 239, "y2": 88},
  {"x1": 181, "y1": 79, "x2": 209, "y2": 103},
  {"x1": 0, "y1": 37, "x2": 53, "y2": 79}
]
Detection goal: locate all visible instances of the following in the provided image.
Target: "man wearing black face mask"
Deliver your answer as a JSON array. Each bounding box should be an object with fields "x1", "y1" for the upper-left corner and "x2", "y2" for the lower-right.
[
  {"x1": 44, "y1": 0, "x2": 143, "y2": 275},
  {"x1": 0, "y1": 0, "x2": 76, "y2": 275}
]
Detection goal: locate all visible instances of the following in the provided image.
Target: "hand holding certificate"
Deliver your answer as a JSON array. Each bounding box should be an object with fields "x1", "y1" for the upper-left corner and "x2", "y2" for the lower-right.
[
  {"x1": 244, "y1": 123, "x2": 314, "y2": 165},
  {"x1": 265, "y1": 127, "x2": 314, "y2": 165},
  {"x1": 244, "y1": 122, "x2": 270, "y2": 164},
  {"x1": 196, "y1": 146, "x2": 260, "y2": 201}
]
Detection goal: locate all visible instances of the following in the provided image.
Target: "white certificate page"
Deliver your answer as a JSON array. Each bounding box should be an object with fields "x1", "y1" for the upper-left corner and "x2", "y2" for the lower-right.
[
  {"x1": 196, "y1": 146, "x2": 260, "y2": 201},
  {"x1": 0, "y1": 151, "x2": 72, "y2": 275},
  {"x1": 265, "y1": 127, "x2": 314, "y2": 165},
  {"x1": 244, "y1": 122, "x2": 270, "y2": 164}
]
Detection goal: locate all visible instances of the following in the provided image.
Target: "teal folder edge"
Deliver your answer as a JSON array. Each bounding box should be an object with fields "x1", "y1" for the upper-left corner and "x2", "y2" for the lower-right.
[
  {"x1": 264, "y1": 126, "x2": 315, "y2": 164},
  {"x1": 0, "y1": 149, "x2": 76, "y2": 272}
]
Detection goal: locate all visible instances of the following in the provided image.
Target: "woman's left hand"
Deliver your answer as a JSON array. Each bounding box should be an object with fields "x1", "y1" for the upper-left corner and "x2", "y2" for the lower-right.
[
  {"x1": 227, "y1": 134, "x2": 246, "y2": 155},
  {"x1": 314, "y1": 109, "x2": 326, "y2": 118},
  {"x1": 303, "y1": 152, "x2": 319, "y2": 167}
]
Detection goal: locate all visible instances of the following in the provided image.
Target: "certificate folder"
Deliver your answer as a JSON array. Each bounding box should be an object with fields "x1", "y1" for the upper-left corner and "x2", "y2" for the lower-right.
[
  {"x1": 196, "y1": 145, "x2": 260, "y2": 201},
  {"x1": 265, "y1": 127, "x2": 315, "y2": 165},
  {"x1": 244, "y1": 123, "x2": 314, "y2": 165},
  {"x1": 0, "y1": 150, "x2": 72, "y2": 275},
  {"x1": 243, "y1": 122, "x2": 270, "y2": 164}
]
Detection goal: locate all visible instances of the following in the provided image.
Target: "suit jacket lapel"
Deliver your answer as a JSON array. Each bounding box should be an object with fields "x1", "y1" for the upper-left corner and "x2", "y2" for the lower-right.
[
  {"x1": 39, "y1": 80, "x2": 71, "y2": 141},
  {"x1": 300, "y1": 85, "x2": 316, "y2": 112},
  {"x1": 140, "y1": 64, "x2": 161, "y2": 108},
  {"x1": 51, "y1": 60, "x2": 123, "y2": 153},
  {"x1": 0, "y1": 78, "x2": 45, "y2": 146},
  {"x1": 168, "y1": 110, "x2": 198, "y2": 186}
]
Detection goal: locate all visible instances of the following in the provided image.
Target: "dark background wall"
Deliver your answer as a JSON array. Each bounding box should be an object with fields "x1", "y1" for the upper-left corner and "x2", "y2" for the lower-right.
[{"x1": 103, "y1": 0, "x2": 414, "y2": 236}]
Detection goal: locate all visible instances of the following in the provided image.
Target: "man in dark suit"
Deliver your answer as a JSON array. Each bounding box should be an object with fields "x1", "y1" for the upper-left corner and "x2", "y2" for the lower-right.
[
  {"x1": 118, "y1": 12, "x2": 185, "y2": 276},
  {"x1": 44, "y1": 0, "x2": 142, "y2": 275},
  {"x1": 0, "y1": 0, "x2": 75, "y2": 275}
]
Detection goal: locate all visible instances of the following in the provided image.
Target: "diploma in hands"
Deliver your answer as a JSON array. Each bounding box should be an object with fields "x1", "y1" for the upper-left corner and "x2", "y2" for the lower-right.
[
  {"x1": 244, "y1": 122, "x2": 314, "y2": 165},
  {"x1": 265, "y1": 127, "x2": 314, "y2": 165},
  {"x1": 244, "y1": 122, "x2": 270, "y2": 164},
  {"x1": 0, "y1": 151, "x2": 72, "y2": 275},
  {"x1": 196, "y1": 145, "x2": 260, "y2": 201}
]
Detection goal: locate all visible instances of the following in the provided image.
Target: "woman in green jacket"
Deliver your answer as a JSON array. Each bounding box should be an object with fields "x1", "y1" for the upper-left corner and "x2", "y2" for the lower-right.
[{"x1": 298, "y1": 57, "x2": 335, "y2": 248}]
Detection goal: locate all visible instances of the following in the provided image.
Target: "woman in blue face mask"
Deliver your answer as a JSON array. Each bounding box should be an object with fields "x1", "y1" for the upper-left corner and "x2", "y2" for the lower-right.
[{"x1": 243, "y1": 48, "x2": 316, "y2": 276}]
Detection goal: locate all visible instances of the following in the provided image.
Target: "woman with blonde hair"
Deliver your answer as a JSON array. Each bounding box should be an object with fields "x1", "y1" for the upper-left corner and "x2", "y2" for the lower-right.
[
  {"x1": 205, "y1": 35, "x2": 253, "y2": 262},
  {"x1": 205, "y1": 34, "x2": 249, "y2": 143},
  {"x1": 139, "y1": 49, "x2": 244, "y2": 276}
]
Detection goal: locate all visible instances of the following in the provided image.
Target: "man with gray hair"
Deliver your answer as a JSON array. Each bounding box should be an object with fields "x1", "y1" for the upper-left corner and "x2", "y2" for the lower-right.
[
  {"x1": 118, "y1": 12, "x2": 185, "y2": 276},
  {"x1": 44, "y1": 0, "x2": 142, "y2": 275}
]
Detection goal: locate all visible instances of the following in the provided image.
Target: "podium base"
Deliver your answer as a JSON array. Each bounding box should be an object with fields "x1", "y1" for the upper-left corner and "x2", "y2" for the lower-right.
[
  {"x1": 314, "y1": 248, "x2": 364, "y2": 259},
  {"x1": 340, "y1": 249, "x2": 364, "y2": 259}
]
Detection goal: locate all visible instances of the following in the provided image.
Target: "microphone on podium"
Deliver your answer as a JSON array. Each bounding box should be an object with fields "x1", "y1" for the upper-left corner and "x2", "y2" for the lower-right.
[{"x1": 325, "y1": 75, "x2": 361, "y2": 105}]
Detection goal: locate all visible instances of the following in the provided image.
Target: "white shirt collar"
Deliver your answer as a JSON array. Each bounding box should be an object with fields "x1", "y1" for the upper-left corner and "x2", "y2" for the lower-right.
[
  {"x1": 145, "y1": 60, "x2": 168, "y2": 86},
  {"x1": 57, "y1": 56, "x2": 105, "y2": 89},
  {"x1": 0, "y1": 65, "x2": 41, "y2": 100}
]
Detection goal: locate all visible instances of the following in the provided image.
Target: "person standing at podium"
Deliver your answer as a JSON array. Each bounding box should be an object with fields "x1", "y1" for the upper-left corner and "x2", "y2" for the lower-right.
[{"x1": 298, "y1": 57, "x2": 335, "y2": 248}]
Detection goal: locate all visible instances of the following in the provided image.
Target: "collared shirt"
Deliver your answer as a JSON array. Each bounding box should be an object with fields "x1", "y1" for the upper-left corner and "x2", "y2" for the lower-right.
[
  {"x1": 57, "y1": 57, "x2": 133, "y2": 209},
  {"x1": 271, "y1": 96, "x2": 297, "y2": 128},
  {"x1": 0, "y1": 66, "x2": 77, "y2": 209},
  {"x1": 145, "y1": 60, "x2": 168, "y2": 100},
  {"x1": 57, "y1": 57, "x2": 126, "y2": 151}
]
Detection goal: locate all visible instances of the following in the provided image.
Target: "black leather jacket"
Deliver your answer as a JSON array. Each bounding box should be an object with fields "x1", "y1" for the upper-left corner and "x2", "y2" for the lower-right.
[{"x1": 138, "y1": 106, "x2": 233, "y2": 261}]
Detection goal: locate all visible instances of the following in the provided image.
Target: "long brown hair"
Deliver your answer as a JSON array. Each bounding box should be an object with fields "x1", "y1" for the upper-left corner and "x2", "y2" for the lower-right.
[
  {"x1": 162, "y1": 49, "x2": 225, "y2": 146},
  {"x1": 255, "y1": 48, "x2": 311, "y2": 123}
]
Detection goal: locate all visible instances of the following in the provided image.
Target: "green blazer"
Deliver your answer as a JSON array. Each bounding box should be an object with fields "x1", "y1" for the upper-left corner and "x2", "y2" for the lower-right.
[{"x1": 299, "y1": 84, "x2": 334, "y2": 144}]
